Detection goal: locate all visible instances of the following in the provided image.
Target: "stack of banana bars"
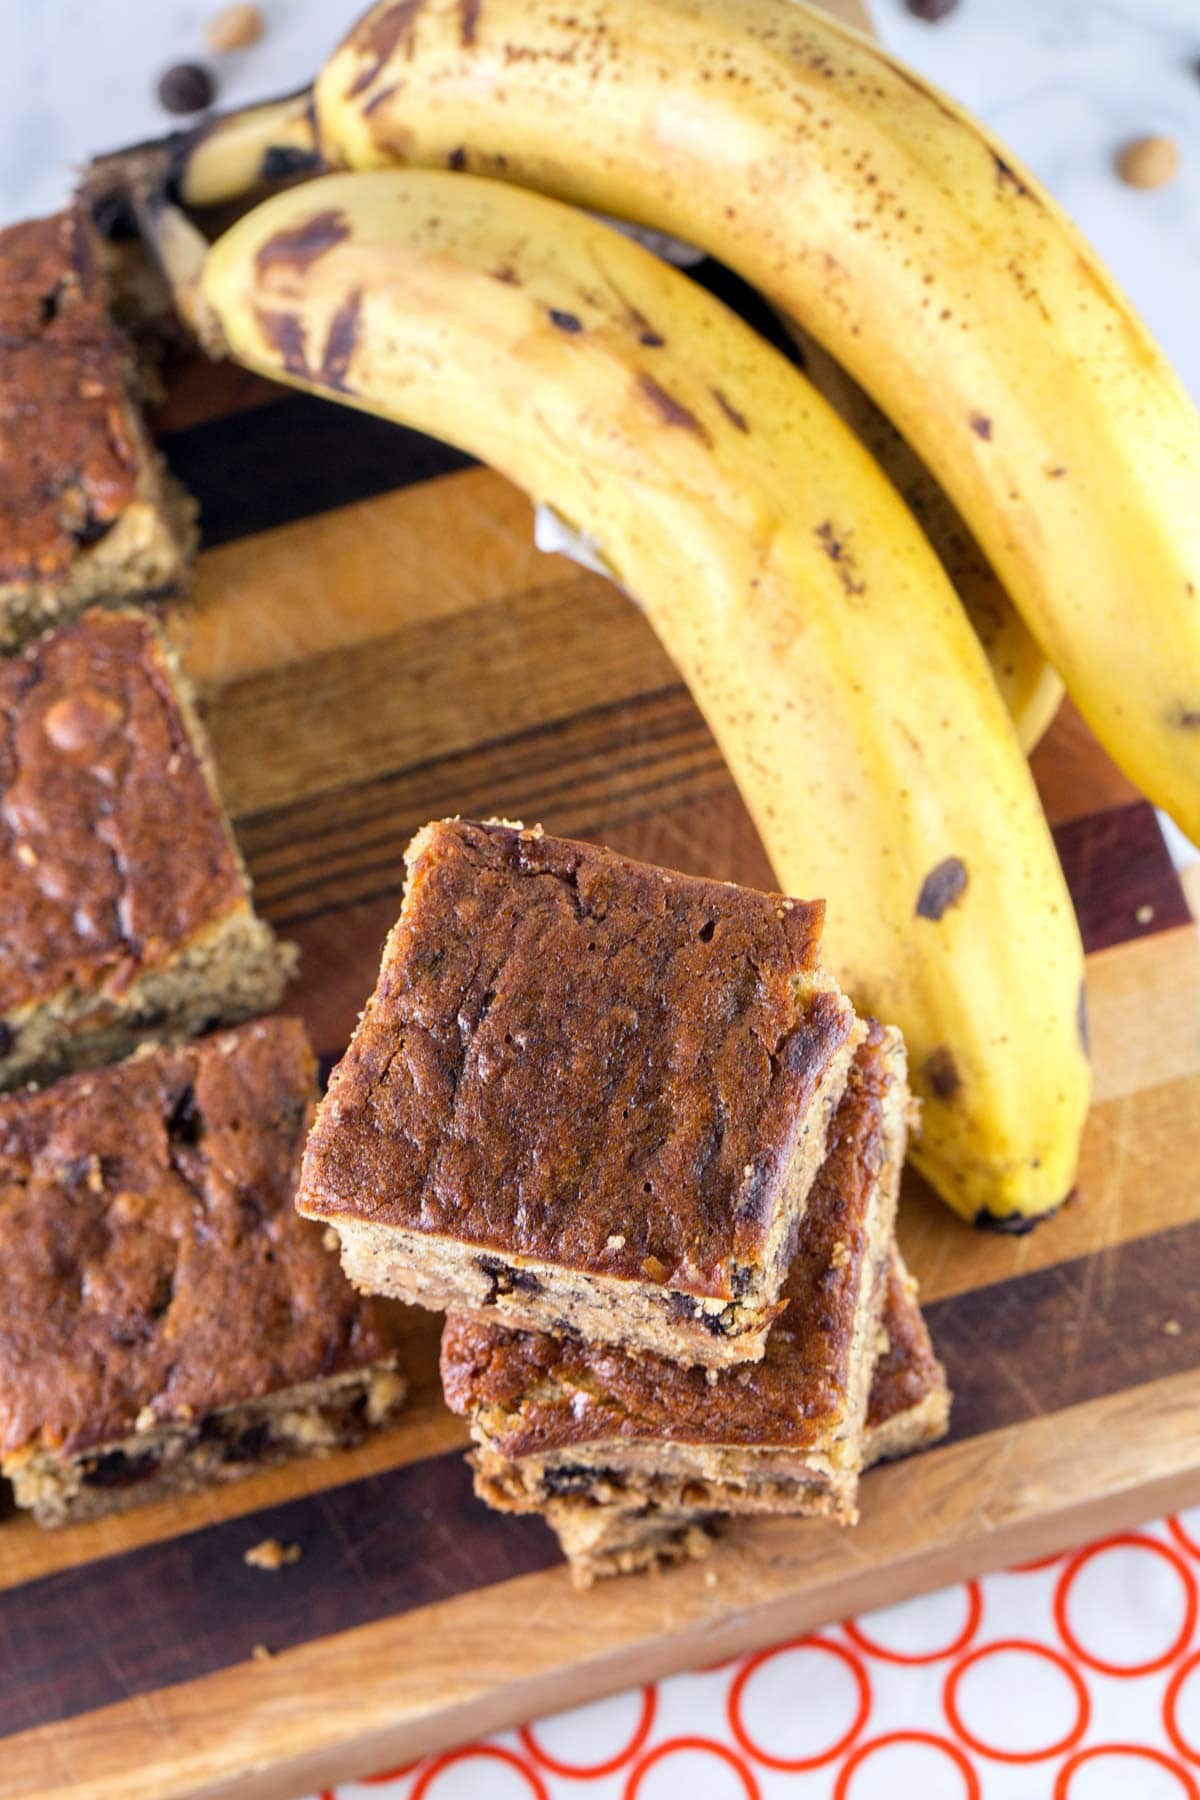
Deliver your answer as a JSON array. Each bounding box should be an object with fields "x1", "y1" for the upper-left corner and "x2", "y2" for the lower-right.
[{"x1": 299, "y1": 816, "x2": 950, "y2": 1585}]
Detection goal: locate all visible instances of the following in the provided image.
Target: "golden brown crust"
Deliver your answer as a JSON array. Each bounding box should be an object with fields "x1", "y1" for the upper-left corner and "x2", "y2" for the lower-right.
[
  {"x1": 0, "y1": 1017, "x2": 390, "y2": 1459},
  {"x1": 441, "y1": 1025, "x2": 904, "y2": 1457},
  {"x1": 0, "y1": 211, "x2": 151, "y2": 587},
  {"x1": 0, "y1": 607, "x2": 255, "y2": 1022},
  {"x1": 300, "y1": 818, "x2": 854, "y2": 1301}
]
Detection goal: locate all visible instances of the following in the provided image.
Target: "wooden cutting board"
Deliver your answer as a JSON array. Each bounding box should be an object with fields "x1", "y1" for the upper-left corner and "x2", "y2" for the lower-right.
[{"x1": 5, "y1": 6, "x2": 1200, "y2": 1796}]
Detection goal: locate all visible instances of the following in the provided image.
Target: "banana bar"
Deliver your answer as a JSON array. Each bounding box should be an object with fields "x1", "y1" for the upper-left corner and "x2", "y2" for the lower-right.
[
  {"x1": 0, "y1": 1018, "x2": 406, "y2": 1527},
  {"x1": 538, "y1": 1253, "x2": 949, "y2": 1585},
  {"x1": 0, "y1": 209, "x2": 195, "y2": 650},
  {"x1": 298, "y1": 817, "x2": 858, "y2": 1370},
  {"x1": 439, "y1": 1022, "x2": 912, "y2": 1574},
  {"x1": 0, "y1": 606, "x2": 294, "y2": 1090}
]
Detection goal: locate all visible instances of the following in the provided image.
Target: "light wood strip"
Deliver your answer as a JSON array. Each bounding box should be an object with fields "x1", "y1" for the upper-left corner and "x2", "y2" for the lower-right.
[
  {"x1": 6, "y1": 1367, "x2": 1196, "y2": 1800},
  {"x1": 174, "y1": 469, "x2": 569, "y2": 690},
  {"x1": 201, "y1": 573, "x2": 678, "y2": 817},
  {"x1": 170, "y1": 459, "x2": 1135, "y2": 833}
]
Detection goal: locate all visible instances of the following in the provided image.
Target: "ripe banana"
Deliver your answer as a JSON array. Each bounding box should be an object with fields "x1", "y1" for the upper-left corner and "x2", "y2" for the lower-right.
[
  {"x1": 135, "y1": 86, "x2": 1061, "y2": 755},
  {"x1": 784, "y1": 322, "x2": 1063, "y2": 754},
  {"x1": 201, "y1": 168, "x2": 1090, "y2": 1225},
  {"x1": 314, "y1": 0, "x2": 1200, "y2": 843}
]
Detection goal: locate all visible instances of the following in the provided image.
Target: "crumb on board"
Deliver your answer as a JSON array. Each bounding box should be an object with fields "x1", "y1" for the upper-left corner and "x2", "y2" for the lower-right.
[
  {"x1": 244, "y1": 1538, "x2": 302, "y2": 1571},
  {"x1": 1136, "y1": 904, "x2": 1155, "y2": 926},
  {"x1": 251, "y1": 1643, "x2": 274, "y2": 1663},
  {"x1": 1163, "y1": 1318, "x2": 1182, "y2": 1336}
]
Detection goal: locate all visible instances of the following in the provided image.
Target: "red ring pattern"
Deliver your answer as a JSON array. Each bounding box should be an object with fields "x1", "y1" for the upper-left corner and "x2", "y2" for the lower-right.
[
  {"x1": 943, "y1": 1639, "x2": 1090, "y2": 1763},
  {"x1": 623, "y1": 1736, "x2": 760, "y2": 1799},
  {"x1": 318, "y1": 1521, "x2": 1200, "y2": 1800},
  {"x1": 1054, "y1": 1533, "x2": 1199, "y2": 1676},
  {"x1": 726, "y1": 1635, "x2": 871, "y2": 1770},
  {"x1": 1053, "y1": 1744, "x2": 1200, "y2": 1799},
  {"x1": 844, "y1": 1581, "x2": 982, "y2": 1664},
  {"x1": 1165, "y1": 1648, "x2": 1200, "y2": 1767},
  {"x1": 833, "y1": 1730, "x2": 981, "y2": 1799}
]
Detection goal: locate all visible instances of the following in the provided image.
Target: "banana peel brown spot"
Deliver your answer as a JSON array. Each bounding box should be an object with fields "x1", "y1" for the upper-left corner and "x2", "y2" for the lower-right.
[
  {"x1": 1170, "y1": 705, "x2": 1200, "y2": 728},
  {"x1": 991, "y1": 152, "x2": 1032, "y2": 198},
  {"x1": 639, "y1": 328, "x2": 666, "y2": 347},
  {"x1": 969, "y1": 412, "x2": 993, "y2": 440},
  {"x1": 260, "y1": 143, "x2": 322, "y2": 183},
  {"x1": 318, "y1": 289, "x2": 363, "y2": 392},
  {"x1": 447, "y1": 146, "x2": 468, "y2": 171},
  {"x1": 362, "y1": 82, "x2": 400, "y2": 119},
  {"x1": 549, "y1": 308, "x2": 584, "y2": 333},
  {"x1": 636, "y1": 373, "x2": 712, "y2": 444},
  {"x1": 915, "y1": 856, "x2": 968, "y2": 920},
  {"x1": 711, "y1": 387, "x2": 749, "y2": 433},
  {"x1": 923, "y1": 1046, "x2": 962, "y2": 1101},
  {"x1": 815, "y1": 521, "x2": 866, "y2": 596},
  {"x1": 972, "y1": 1202, "x2": 1060, "y2": 1235},
  {"x1": 344, "y1": 0, "x2": 426, "y2": 99},
  {"x1": 253, "y1": 306, "x2": 310, "y2": 378},
  {"x1": 254, "y1": 209, "x2": 349, "y2": 278},
  {"x1": 458, "y1": 0, "x2": 481, "y2": 47}
]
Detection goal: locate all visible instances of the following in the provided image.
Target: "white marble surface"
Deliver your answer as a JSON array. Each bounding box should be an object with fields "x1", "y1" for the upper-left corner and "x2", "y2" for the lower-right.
[{"x1": 1, "y1": 1, "x2": 1197, "y2": 403}]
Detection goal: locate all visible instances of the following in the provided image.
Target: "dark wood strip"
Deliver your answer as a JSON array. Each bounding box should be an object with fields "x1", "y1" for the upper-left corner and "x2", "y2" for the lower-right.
[
  {"x1": 0, "y1": 1451, "x2": 556, "y2": 1742},
  {"x1": 238, "y1": 686, "x2": 725, "y2": 926},
  {"x1": 3, "y1": 1213, "x2": 1200, "y2": 1739},
  {"x1": 1051, "y1": 801, "x2": 1192, "y2": 953},
  {"x1": 930, "y1": 1215, "x2": 1200, "y2": 1443},
  {"x1": 160, "y1": 393, "x2": 473, "y2": 547}
]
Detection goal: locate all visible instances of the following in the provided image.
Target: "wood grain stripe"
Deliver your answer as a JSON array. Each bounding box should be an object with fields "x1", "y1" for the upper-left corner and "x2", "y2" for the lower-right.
[
  {"x1": 0, "y1": 1453, "x2": 555, "y2": 1742},
  {"x1": 219, "y1": 599, "x2": 1184, "y2": 951},
  {"x1": 1053, "y1": 801, "x2": 1192, "y2": 952},
  {"x1": 4, "y1": 1212, "x2": 1200, "y2": 1740}
]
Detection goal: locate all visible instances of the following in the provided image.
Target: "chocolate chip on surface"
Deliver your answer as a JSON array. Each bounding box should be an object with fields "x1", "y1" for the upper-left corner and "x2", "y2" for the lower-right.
[
  {"x1": 157, "y1": 62, "x2": 216, "y2": 115},
  {"x1": 906, "y1": 0, "x2": 960, "y2": 20}
]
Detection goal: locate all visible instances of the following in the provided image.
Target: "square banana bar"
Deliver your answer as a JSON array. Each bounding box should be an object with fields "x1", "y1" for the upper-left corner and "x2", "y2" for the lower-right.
[
  {"x1": 0, "y1": 1018, "x2": 406, "y2": 1527},
  {"x1": 298, "y1": 817, "x2": 858, "y2": 1370},
  {"x1": 0, "y1": 606, "x2": 295, "y2": 1091},
  {"x1": 440, "y1": 1021, "x2": 914, "y2": 1571},
  {"x1": 541, "y1": 1254, "x2": 950, "y2": 1585},
  {"x1": 0, "y1": 208, "x2": 195, "y2": 649}
]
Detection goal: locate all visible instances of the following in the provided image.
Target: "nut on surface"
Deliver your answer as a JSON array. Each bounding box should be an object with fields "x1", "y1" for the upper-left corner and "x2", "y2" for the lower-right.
[
  {"x1": 206, "y1": 4, "x2": 265, "y2": 53},
  {"x1": 1117, "y1": 135, "x2": 1180, "y2": 190}
]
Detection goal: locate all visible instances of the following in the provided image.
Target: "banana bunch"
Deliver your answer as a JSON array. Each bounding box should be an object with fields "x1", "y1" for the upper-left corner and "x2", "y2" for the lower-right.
[
  {"x1": 200, "y1": 168, "x2": 1089, "y2": 1227},
  {"x1": 310, "y1": 0, "x2": 1200, "y2": 846}
]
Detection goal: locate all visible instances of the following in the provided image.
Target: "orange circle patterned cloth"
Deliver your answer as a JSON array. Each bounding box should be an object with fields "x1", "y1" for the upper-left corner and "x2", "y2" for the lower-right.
[{"x1": 311, "y1": 1511, "x2": 1200, "y2": 1799}]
